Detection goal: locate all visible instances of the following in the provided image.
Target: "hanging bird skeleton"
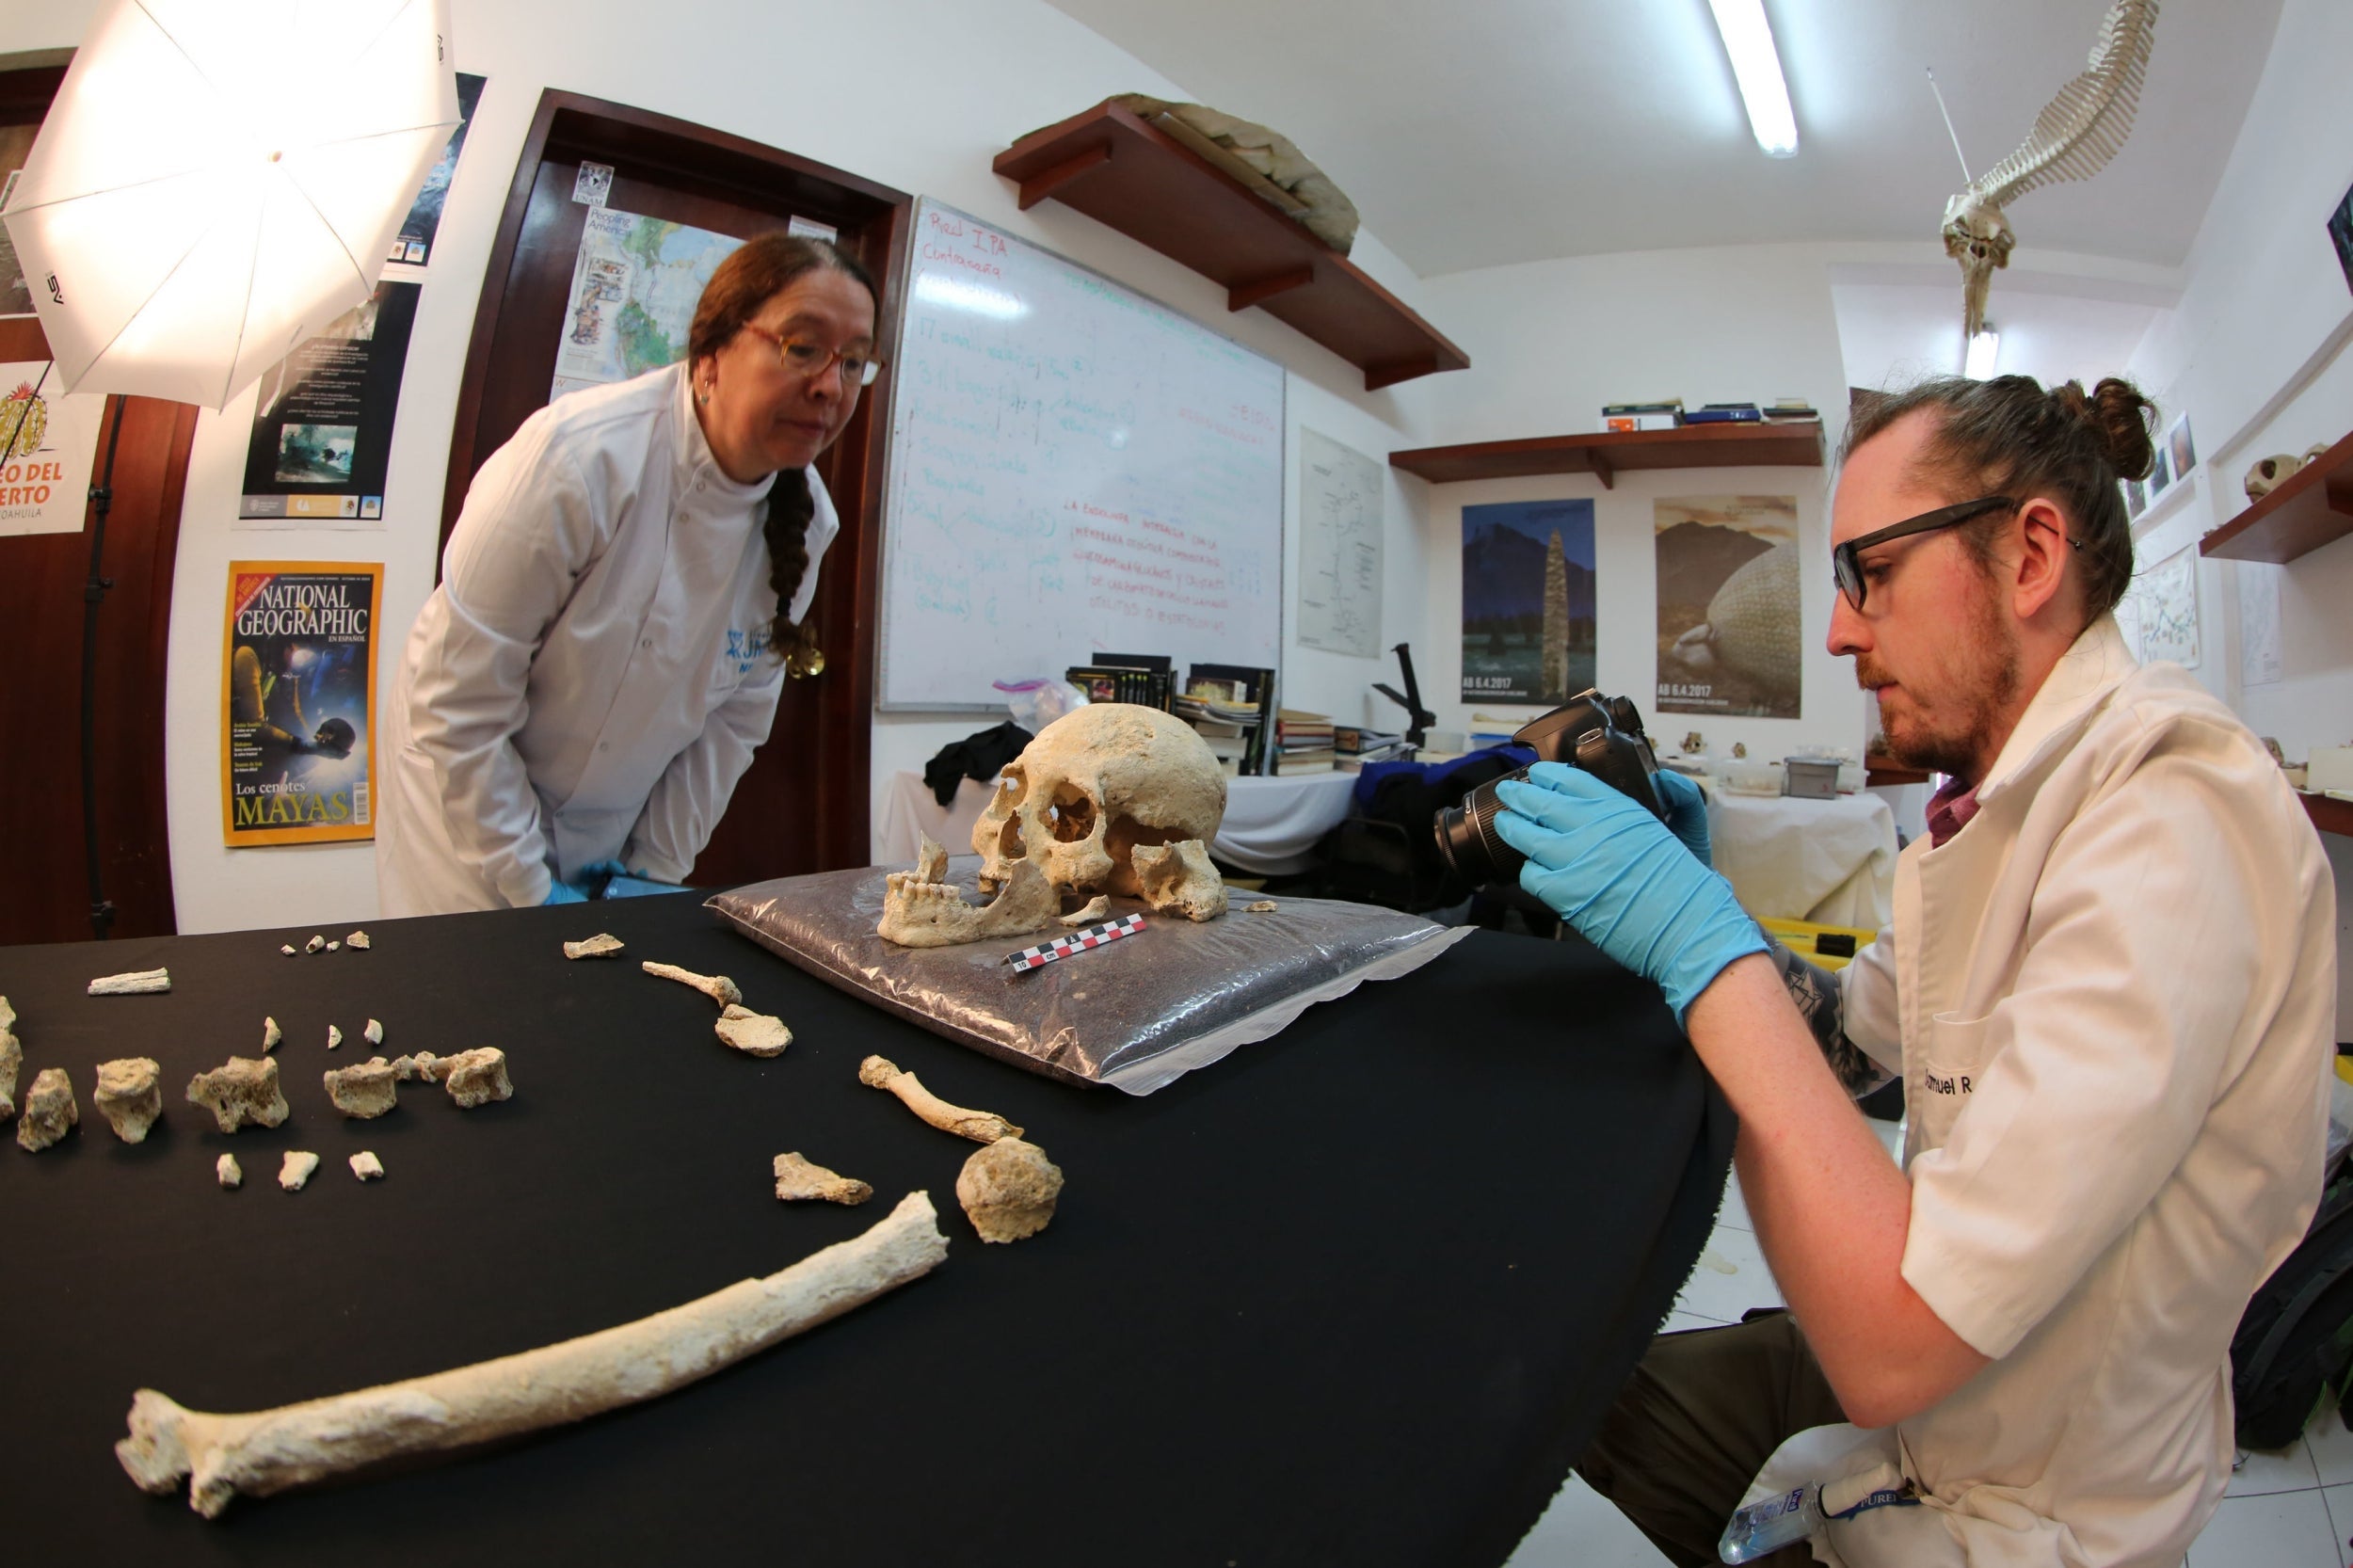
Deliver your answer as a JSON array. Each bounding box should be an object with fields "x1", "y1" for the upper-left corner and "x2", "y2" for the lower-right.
[{"x1": 1940, "y1": 0, "x2": 2159, "y2": 339}]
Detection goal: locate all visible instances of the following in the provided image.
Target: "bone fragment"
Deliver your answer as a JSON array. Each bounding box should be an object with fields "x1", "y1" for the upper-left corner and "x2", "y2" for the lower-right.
[
  {"x1": 185, "y1": 1057, "x2": 289, "y2": 1133},
  {"x1": 363, "y1": 1019, "x2": 383, "y2": 1048},
  {"x1": 1131, "y1": 839, "x2": 1228, "y2": 921},
  {"x1": 88, "y1": 968, "x2": 171, "y2": 996},
  {"x1": 714, "y1": 1004, "x2": 792, "y2": 1058},
  {"x1": 858, "y1": 1055, "x2": 1020, "y2": 1143},
  {"x1": 640, "y1": 961, "x2": 741, "y2": 1008},
  {"x1": 326, "y1": 942, "x2": 340, "y2": 952},
  {"x1": 956, "y1": 1136, "x2": 1064, "y2": 1243},
  {"x1": 772, "y1": 1152, "x2": 872, "y2": 1205},
  {"x1": 389, "y1": 1052, "x2": 437, "y2": 1082},
  {"x1": 421, "y1": 1048, "x2": 511, "y2": 1109},
  {"x1": 117, "y1": 1190, "x2": 951, "y2": 1517},
  {"x1": 350, "y1": 1151, "x2": 384, "y2": 1182},
  {"x1": 323, "y1": 1058, "x2": 399, "y2": 1119},
  {"x1": 280, "y1": 945, "x2": 296, "y2": 957},
  {"x1": 93, "y1": 1057, "x2": 164, "y2": 1143},
  {"x1": 262, "y1": 1017, "x2": 280, "y2": 1053},
  {"x1": 279, "y1": 1151, "x2": 320, "y2": 1192},
  {"x1": 912, "y1": 832, "x2": 949, "y2": 884},
  {"x1": 563, "y1": 933, "x2": 625, "y2": 960},
  {"x1": 304, "y1": 936, "x2": 325, "y2": 954},
  {"x1": 216, "y1": 1155, "x2": 242, "y2": 1190},
  {"x1": 327, "y1": 1025, "x2": 343, "y2": 1051},
  {"x1": 877, "y1": 853, "x2": 1058, "y2": 948},
  {"x1": 15, "y1": 1067, "x2": 77, "y2": 1151},
  {"x1": 0, "y1": 996, "x2": 18, "y2": 1120},
  {"x1": 1059, "y1": 895, "x2": 1112, "y2": 927},
  {"x1": 1246, "y1": 900, "x2": 1278, "y2": 913},
  {"x1": 345, "y1": 931, "x2": 371, "y2": 951}
]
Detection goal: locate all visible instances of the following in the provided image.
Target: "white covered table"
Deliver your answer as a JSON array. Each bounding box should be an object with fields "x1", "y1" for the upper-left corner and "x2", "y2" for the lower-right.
[{"x1": 1705, "y1": 787, "x2": 1898, "y2": 929}]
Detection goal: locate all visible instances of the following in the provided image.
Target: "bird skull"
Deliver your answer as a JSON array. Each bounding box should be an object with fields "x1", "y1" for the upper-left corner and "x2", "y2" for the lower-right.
[{"x1": 1942, "y1": 192, "x2": 2015, "y2": 341}]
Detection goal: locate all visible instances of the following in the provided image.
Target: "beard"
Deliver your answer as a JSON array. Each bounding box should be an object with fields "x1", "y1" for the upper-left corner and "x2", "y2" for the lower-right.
[{"x1": 1858, "y1": 577, "x2": 2022, "y2": 781}]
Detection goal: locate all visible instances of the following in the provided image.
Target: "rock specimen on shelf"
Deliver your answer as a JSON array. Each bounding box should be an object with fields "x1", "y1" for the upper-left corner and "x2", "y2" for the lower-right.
[
  {"x1": 421, "y1": 1048, "x2": 511, "y2": 1109},
  {"x1": 88, "y1": 968, "x2": 171, "y2": 996},
  {"x1": 15, "y1": 1067, "x2": 77, "y2": 1151},
  {"x1": 641, "y1": 961, "x2": 741, "y2": 1008},
  {"x1": 261, "y1": 1017, "x2": 280, "y2": 1053},
  {"x1": 116, "y1": 1191, "x2": 951, "y2": 1517},
  {"x1": 278, "y1": 1151, "x2": 320, "y2": 1192},
  {"x1": 713, "y1": 1005, "x2": 792, "y2": 1058},
  {"x1": 322, "y1": 1058, "x2": 399, "y2": 1119},
  {"x1": 216, "y1": 1155, "x2": 242, "y2": 1190},
  {"x1": 0, "y1": 996, "x2": 19, "y2": 1120},
  {"x1": 1105, "y1": 93, "x2": 1362, "y2": 254},
  {"x1": 349, "y1": 1151, "x2": 384, "y2": 1181},
  {"x1": 772, "y1": 1152, "x2": 872, "y2": 1206},
  {"x1": 858, "y1": 1055, "x2": 1020, "y2": 1144},
  {"x1": 93, "y1": 1057, "x2": 164, "y2": 1143},
  {"x1": 563, "y1": 933, "x2": 624, "y2": 960},
  {"x1": 955, "y1": 1136, "x2": 1064, "y2": 1243},
  {"x1": 185, "y1": 1057, "x2": 289, "y2": 1134}
]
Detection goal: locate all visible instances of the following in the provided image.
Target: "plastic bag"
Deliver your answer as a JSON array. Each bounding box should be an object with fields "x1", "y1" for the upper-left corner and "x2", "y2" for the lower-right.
[
  {"x1": 992, "y1": 678, "x2": 1087, "y2": 733},
  {"x1": 707, "y1": 858, "x2": 1471, "y2": 1095}
]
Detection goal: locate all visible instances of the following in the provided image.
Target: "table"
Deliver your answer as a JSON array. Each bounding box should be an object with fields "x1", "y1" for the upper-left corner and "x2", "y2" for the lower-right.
[
  {"x1": 1706, "y1": 788, "x2": 1898, "y2": 928},
  {"x1": 0, "y1": 894, "x2": 1728, "y2": 1566},
  {"x1": 876, "y1": 769, "x2": 1361, "y2": 875}
]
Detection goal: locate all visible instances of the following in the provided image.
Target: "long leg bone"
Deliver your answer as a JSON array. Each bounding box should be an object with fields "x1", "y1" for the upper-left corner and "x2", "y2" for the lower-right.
[
  {"x1": 117, "y1": 1191, "x2": 950, "y2": 1516},
  {"x1": 88, "y1": 968, "x2": 170, "y2": 996},
  {"x1": 641, "y1": 961, "x2": 742, "y2": 1008},
  {"x1": 858, "y1": 1055, "x2": 1021, "y2": 1143}
]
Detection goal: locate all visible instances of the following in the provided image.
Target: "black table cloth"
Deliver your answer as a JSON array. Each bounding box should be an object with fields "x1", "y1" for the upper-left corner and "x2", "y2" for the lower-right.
[{"x1": 0, "y1": 892, "x2": 1731, "y2": 1566}]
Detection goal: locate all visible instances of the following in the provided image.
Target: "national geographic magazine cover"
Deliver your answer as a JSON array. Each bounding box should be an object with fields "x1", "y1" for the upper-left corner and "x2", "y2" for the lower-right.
[
  {"x1": 1655, "y1": 495, "x2": 1801, "y2": 719},
  {"x1": 220, "y1": 563, "x2": 382, "y2": 846}
]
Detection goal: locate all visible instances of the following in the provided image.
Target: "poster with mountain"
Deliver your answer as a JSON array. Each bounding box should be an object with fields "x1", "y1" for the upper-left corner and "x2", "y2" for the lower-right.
[
  {"x1": 1656, "y1": 495, "x2": 1801, "y2": 718},
  {"x1": 1461, "y1": 499, "x2": 1595, "y2": 704}
]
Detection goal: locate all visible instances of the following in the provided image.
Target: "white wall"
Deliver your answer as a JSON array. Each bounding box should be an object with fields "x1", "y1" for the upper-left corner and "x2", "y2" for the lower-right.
[{"x1": 1, "y1": 0, "x2": 1444, "y2": 931}]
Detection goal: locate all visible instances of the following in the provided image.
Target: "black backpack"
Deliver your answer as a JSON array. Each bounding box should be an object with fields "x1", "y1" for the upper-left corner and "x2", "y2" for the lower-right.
[{"x1": 2231, "y1": 1165, "x2": 2353, "y2": 1449}]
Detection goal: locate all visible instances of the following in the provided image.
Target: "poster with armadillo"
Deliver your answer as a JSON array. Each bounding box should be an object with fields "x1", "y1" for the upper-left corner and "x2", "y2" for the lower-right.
[{"x1": 1655, "y1": 495, "x2": 1801, "y2": 719}]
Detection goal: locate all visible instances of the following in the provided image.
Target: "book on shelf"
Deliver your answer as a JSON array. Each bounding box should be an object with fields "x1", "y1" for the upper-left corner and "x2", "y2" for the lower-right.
[
  {"x1": 1067, "y1": 664, "x2": 1174, "y2": 710},
  {"x1": 1602, "y1": 399, "x2": 1684, "y2": 415},
  {"x1": 1761, "y1": 399, "x2": 1819, "y2": 423},
  {"x1": 1334, "y1": 725, "x2": 1401, "y2": 755},
  {"x1": 1186, "y1": 663, "x2": 1276, "y2": 775},
  {"x1": 1274, "y1": 748, "x2": 1337, "y2": 775},
  {"x1": 1681, "y1": 404, "x2": 1763, "y2": 424},
  {"x1": 1604, "y1": 412, "x2": 1679, "y2": 432}
]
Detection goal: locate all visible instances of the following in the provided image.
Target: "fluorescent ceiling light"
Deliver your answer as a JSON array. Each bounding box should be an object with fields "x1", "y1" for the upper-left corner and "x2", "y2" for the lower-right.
[
  {"x1": 914, "y1": 273, "x2": 1026, "y2": 319},
  {"x1": 1965, "y1": 328, "x2": 1999, "y2": 380},
  {"x1": 1706, "y1": 0, "x2": 1799, "y2": 158}
]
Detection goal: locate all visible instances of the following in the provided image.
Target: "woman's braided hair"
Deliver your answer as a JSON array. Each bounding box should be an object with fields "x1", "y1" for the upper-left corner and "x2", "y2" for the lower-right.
[
  {"x1": 1841, "y1": 374, "x2": 2157, "y2": 625},
  {"x1": 686, "y1": 232, "x2": 877, "y2": 651}
]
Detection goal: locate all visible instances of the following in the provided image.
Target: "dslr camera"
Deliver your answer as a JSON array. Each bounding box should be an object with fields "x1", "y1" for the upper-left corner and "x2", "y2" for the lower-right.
[{"x1": 1433, "y1": 689, "x2": 1667, "y2": 887}]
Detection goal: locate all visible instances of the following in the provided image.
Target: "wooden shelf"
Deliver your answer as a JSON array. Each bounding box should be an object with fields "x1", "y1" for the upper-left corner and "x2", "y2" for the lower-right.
[
  {"x1": 1388, "y1": 422, "x2": 1825, "y2": 488},
  {"x1": 993, "y1": 103, "x2": 1469, "y2": 392},
  {"x1": 2201, "y1": 428, "x2": 2353, "y2": 563},
  {"x1": 2303, "y1": 792, "x2": 2353, "y2": 839}
]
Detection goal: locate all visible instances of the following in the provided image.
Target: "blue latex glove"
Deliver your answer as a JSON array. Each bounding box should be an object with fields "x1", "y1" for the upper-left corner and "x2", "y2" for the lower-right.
[
  {"x1": 1493, "y1": 763, "x2": 1766, "y2": 1025},
  {"x1": 541, "y1": 880, "x2": 588, "y2": 905},
  {"x1": 1653, "y1": 769, "x2": 1713, "y2": 868}
]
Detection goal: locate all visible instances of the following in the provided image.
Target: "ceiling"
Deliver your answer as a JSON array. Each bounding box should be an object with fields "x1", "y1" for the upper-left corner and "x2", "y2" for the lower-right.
[{"x1": 1043, "y1": 0, "x2": 2281, "y2": 280}]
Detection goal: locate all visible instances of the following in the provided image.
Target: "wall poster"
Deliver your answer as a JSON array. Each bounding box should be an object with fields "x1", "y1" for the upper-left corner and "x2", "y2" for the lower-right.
[
  {"x1": 0, "y1": 362, "x2": 102, "y2": 536},
  {"x1": 551, "y1": 207, "x2": 744, "y2": 401},
  {"x1": 1461, "y1": 499, "x2": 1596, "y2": 704},
  {"x1": 387, "y1": 72, "x2": 487, "y2": 267},
  {"x1": 236, "y1": 281, "x2": 422, "y2": 525},
  {"x1": 2128, "y1": 543, "x2": 2201, "y2": 669},
  {"x1": 1296, "y1": 426, "x2": 1383, "y2": 657},
  {"x1": 221, "y1": 563, "x2": 382, "y2": 847},
  {"x1": 1656, "y1": 495, "x2": 1801, "y2": 719}
]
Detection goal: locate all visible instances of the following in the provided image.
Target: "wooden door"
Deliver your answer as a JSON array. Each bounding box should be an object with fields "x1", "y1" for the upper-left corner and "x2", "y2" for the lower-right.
[
  {"x1": 0, "y1": 57, "x2": 198, "y2": 945},
  {"x1": 442, "y1": 91, "x2": 908, "y2": 885}
]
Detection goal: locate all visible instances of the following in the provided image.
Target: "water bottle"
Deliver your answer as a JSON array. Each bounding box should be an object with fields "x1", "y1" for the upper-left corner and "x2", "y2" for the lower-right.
[{"x1": 1718, "y1": 1481, "x2": 1826, "y2": 1562}]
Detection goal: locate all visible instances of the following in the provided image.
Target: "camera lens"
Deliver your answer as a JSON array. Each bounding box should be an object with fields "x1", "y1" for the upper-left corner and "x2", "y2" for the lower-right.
[{"x1": 1433, "y1": 767, "x2": 1530, "y2": 886}]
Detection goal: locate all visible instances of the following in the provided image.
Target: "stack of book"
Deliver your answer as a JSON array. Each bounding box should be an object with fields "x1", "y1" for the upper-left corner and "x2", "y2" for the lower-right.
[
  {"x1": 1066, "y1": 653, "x2": 1176, "y2": 712},
  {"x1": 1273, "y1": 709, "x2": 1337, "y2": 775},
  {"x1": 1176, "y1": 664, "x2": 1276, "y2": 776},
  {"x1": 1602, "y1": 399, "x2": 1681, "y2": 433},
  {"x1": 1681, "y1": 402, "x2": 1762, "y2": 424},
  {"x1": 1333, "y1": 725, "x2": 1409, "y2": 773},
  {"x1": 1762, "y1": 399, "x2": 1820, "y2": 424}
]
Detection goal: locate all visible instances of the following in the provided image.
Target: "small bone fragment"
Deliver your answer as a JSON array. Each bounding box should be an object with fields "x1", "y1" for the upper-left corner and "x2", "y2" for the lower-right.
[
  {"x1": 640, "y1": 961, "x2": 741, "y2": 1008},
  {"x1": 279, "y1": 1151, "x2": 320, "y2": 1192},
  {"x1": 16, "y1": 1067, "x2": 77, "y2": 1151},
  {"x1": 1246, "y1": 900, "x2": 1278, "y2": 913},
  {"x1": 1131, "y1": 838, "x2": 1228, "y2": 921},
  {"x1": 714, "y1": 1004, "x2": 792, "y2": 1058},
  {"x1": 912, "y1": 832, "x2": 949, "y2": 884},
  {"x1": 117, "y1": 1190, "x2": 951, "y2": 1517},
  {"x1": 389, "y1": 1052, "x2": 437, "y2": 1082},
  {"x1": 93, "y1": 1057, "x2": 164, "y2": 1144},
  {"x1": 773, "y1": 1152, "x2": 872, "y2": 1205},
  {"x1": 422, "y1": 1047, "x2": 511, "y2": 1109},
  {"x1": 326, "y1": 941, "x2": 340, "y2": 952},
  {"x1": 262, "y1": 1017, "x2": 280, "y2": 1053},
  {"x1": 349, "y1": 1151, "x2": 384, "y2": 1181},
  {"x1": 956, "y1": 1136, "x2": 1064, "y2": 1243},
  {"x1": 216, "y1": 1155, "x2": 242, "y2": 1190},
  {"x1": 327, "y1": 1025, "x2": 343, "y2": 1051},
  {"x1": 345, "y1": 931, "x2": 370, "y2": 951},
  {"x1": 185, "y1": 1057, "x2": 289, "y2": 1133},
  {"x1": 88, "y1": 968, "x2": 171, "y2": 996},
  {"x1": 563, "y1": 933, "x2": 624, "y2": 960},
  {"x1": 323, "y1": 1058, "x2": 399, "y2": 1119},
  {"x1": 0, "y1": 996, "x2": 18, "y2": 1120},
  {"x1": 362, "y1": 1019, "x2": 383, "y2": 1048},
  {"x1": 304, "y1": 936, "x2": 325, "y2": 954},
  {"x1": 877, "y1": 853, "x2": 1058, "y2": 947},
  {"x1": 1058, "y1": 894, "x2": 1112, "y2": 927},
  {"x1": 858, "y1": 1055, "x2": 1020, "y2": 1143},
  {"x1": 280, "y1": 945, "x2": 296, "y2": 957}
]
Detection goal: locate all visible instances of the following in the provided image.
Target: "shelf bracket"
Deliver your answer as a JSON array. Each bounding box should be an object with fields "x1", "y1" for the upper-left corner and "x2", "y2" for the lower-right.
[
  {"x1": 1364, "y1": 355, "x2": 1439, "y2": 392},
  {"x1": 1016, "y1": 143, "x2": 1112, "y2": 211},
  {"x1": 1226, "y1": 265, "x2": 1315, "y2": 312},
  {"x1": 1586, "y1": 448, "x2": 1615, "y2": 490}
]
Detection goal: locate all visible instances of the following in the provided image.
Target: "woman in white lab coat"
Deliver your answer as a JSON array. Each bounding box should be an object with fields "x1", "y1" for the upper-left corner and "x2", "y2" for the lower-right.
[{"x1": 376, "y1": 233, "x2": 880, "y2": 914}]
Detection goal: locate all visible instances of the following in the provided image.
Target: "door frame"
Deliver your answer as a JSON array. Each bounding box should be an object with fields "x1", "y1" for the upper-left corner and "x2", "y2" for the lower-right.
[{"x1": 440, "y1": 89, "x2": 911, "y2": 873}]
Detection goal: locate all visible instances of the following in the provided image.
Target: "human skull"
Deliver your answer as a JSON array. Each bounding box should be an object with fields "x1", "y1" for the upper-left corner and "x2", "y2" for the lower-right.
[
  {"x1": 973, "y1": 704, "x2": 1226, "y2": 905},
  {"x1": 2244, "y1": 453, "x2": 2304, "y2": 502},
  {"x1": 1941, "y1": 192, "x2": 2015, "y2": 341}
]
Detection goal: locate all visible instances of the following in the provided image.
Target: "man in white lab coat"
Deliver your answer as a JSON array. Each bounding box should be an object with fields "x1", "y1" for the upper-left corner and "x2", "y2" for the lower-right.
[{"x1": 1502, "y1": 375, "x2": 2336, "y2": 1566}]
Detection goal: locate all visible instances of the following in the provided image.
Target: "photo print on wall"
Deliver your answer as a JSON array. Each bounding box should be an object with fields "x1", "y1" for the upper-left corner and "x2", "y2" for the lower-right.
[
  {"x1": 1656, "y1": 495, "x2": 1802, "y2": 719},
  {"x1": 1460, "y1": 498, "x2": 1595, "y2": 704}
]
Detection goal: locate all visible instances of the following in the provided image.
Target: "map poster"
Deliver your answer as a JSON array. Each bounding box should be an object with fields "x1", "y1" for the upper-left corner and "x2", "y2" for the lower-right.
[
  {"x1": 1461, "y1": 498, "x2": 1595, "y2": 704},
  {"x1": 1297, "y1": 426, "x2": 1383, "y2": 657},
  {"x1": 0, "y1": 361, "x2": 104, "y2": 536},
  {"x1": 1656, "y1": 495, "x2": 1801, "y2": 719},
  {"x1": 236, "y1": 281, "x2": 422, "y2": 524},
  {"x1": 2131, "y1": 543, "x2": 2201, "y2": 669},
  {"x1": 551, "y1": 207, "x2": 745, "y2": 401},
  {"x1": 2237, "y1": 561, "x2": 2282, "y2": 686},
  {"x1": 386, "y1": 72, "x2": 487, "y2": 267},
  {"x1": 220, "y1": 563, "x2": 382, "y2": 847}
]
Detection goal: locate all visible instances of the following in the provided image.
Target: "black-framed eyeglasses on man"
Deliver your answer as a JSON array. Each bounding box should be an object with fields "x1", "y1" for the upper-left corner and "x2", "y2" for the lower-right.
[
  {"x1": 1832, "y1": 495, "x2": 2019, "y2": 612},
  {"x1": 740, "y1": 323, "x2": 884, "y2": 389}
]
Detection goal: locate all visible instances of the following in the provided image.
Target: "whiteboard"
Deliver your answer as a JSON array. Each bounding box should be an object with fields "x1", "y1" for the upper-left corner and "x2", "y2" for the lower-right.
[
  {"x1": 877, "y1": 199, "x2": 1286, "y2": 710},
  {"x1": 1295, "y1": 425, "x2": 1383, "y2": 657}
]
